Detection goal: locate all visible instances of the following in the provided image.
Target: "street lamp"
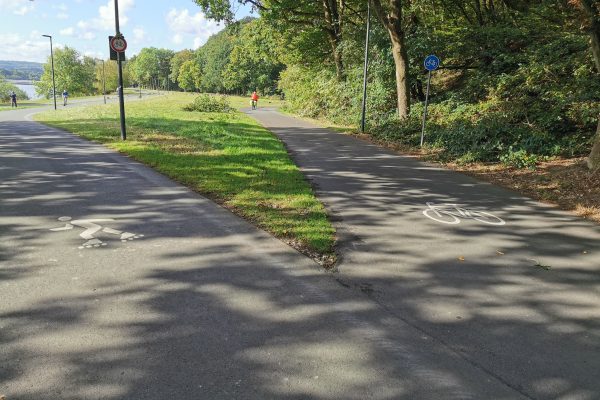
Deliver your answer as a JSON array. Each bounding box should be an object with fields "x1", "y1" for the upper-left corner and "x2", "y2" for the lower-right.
[
  {"x1": 42, "y1": 34, "x2": 57, "y2": 110},
  {"x1": 96, "y1": 58, "x2": 107, "y2": 104}
]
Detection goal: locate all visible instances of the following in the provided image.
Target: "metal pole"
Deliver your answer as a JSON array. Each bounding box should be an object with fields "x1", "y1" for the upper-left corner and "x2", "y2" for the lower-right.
[
  {"x1": 102, "y1": 59, "x2": 106, "y2": 104},
  {"x1": 420, "y1": 70, "x2": 432, "y2": 147},
  {"x1": 360, "y1": 2, "x2": 371, "y2": 133},
  {"x1": 114, "y1": 0, "x2": 126, "y2": 140},
  {"x1": 43, "y1": 35, "x2": 57, "y2": 110}
]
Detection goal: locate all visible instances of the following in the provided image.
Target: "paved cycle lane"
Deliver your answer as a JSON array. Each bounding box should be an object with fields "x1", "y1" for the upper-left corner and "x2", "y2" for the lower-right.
[
  {"x1": 1, "y1": 105, "x2": 530, "y2": 399},
  {"x1": 247, "y1": 108, "x2": 600, "y2": 400}
]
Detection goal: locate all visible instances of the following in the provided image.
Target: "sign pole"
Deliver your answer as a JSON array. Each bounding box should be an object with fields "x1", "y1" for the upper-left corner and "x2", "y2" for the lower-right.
[
  {"x1": 360, "y1": 1, "x2": 371, "y2": 133},
  {"x1": 420, "y1": 70, "x2": 431, "y2": 147},
  {"x1": 420, "y1": 54, "x2": 440, "y2": 147},
  {"x1": 114, "y1": 0, "x2": 126, "y2": 140}
]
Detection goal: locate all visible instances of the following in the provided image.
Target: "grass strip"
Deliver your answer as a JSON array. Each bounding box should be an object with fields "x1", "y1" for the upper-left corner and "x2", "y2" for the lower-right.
[{"x1": 34, "y1": 92, "x2": 336, "y2": 262}]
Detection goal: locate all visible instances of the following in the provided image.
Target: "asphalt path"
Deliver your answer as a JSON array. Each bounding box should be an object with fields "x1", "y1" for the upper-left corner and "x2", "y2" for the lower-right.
[
  {"x1": 0, "y1": 103, "x2": 533, "y2": 399},
  {"x1": 247, "y1": 107, "x2": 600, "y2": 400}
]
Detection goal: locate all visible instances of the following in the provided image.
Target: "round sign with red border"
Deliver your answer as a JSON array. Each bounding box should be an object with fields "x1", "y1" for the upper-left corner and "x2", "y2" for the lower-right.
[{"x1": 110, "y1": 36, "x2": 127, "y2": 52}]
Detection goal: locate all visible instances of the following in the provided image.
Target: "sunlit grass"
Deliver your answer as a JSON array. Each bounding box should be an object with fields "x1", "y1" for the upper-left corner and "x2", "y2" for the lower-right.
[{"x1": 34, "y1": 92, "x2": 335, "y2": 257}]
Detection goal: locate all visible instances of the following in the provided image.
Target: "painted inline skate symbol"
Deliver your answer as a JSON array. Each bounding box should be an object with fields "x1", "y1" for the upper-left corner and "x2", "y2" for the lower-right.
[{"x1": 50, "y1": 216, "x2": 144, "y2": 249}]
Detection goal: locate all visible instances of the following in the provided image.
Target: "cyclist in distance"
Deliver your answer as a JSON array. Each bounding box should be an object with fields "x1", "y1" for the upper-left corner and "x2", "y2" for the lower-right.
[
  {"x1": 251, "y1": 90, "x2": 259, "y2": 110},
  {"x1": 62, "y1": 89, "x2": 69, "y2": 106}
]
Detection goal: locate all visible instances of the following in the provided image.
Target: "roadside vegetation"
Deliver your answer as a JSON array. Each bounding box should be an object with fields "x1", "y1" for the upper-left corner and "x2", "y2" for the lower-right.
[
  {"x1": 30, "y1": 1, "x2": 599, "y2": 225},
  {"x1": 34, "y1": 93, "x2": 336, "y2": 264}
]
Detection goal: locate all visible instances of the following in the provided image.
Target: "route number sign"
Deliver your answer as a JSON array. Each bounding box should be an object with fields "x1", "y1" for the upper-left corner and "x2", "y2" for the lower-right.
[{"x1": 110, "y1": 36, "x2": 127, "y2": 53}]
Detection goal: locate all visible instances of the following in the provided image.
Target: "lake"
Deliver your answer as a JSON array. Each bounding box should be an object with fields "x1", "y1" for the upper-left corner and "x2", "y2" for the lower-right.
[{"x1": 8, "y1": 80, "x2": 42, "y2": 100}]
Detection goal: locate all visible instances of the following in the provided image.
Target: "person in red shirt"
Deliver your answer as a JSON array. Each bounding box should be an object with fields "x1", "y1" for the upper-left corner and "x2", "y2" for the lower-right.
[{"x1": 251, "y1": 91, "x2": 259, "y2": 110}]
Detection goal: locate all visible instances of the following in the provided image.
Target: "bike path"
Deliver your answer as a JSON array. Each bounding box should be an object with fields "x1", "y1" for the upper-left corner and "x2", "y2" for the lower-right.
[
  {"x1": 246, "y1": 107, "x2": 600, "y2": 400},
  {"x1": 0, "y1": 104, "x2": 528, "y2": 398}
]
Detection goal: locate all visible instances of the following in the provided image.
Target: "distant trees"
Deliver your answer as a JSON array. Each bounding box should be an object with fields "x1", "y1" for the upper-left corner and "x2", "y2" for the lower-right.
[
  {"x1": 0, "y1": 73, "x2": 29, "y2": 102},
  {"x1": 94, "y1": 60, "x2": 130, "y2": 94},
  {"x1": 127, "y1": 47, "x2": 174, "y2": 89},
  {"x1": 36, "y1": 46, "x2": 95, "y2": 97}
]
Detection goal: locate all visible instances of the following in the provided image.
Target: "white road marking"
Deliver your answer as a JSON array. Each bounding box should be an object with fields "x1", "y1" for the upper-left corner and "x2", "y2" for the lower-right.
[
  {"x1": 422, "y1": 202, "x2": 506, "y2": 225},
  {"x1": 49, "y1": 216, "x2": 144, "y2": 248}
]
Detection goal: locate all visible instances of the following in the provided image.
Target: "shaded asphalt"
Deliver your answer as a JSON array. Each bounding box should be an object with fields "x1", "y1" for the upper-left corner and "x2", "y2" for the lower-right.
[
  {"x1": 246, "y1": 107, "x2": 600, "y2": 400},
  {"x1": 0, "y1": 100, "x2": 596, "y2": 399}
]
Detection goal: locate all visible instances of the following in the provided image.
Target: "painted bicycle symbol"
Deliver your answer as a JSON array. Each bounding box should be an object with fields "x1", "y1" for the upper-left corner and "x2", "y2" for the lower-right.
[
  {"x1": 50, "y1": 216, "x2": 144, "y2": 249},
  {"x1": 423, "y1": 202, "x2": 506, "y2": 225}
]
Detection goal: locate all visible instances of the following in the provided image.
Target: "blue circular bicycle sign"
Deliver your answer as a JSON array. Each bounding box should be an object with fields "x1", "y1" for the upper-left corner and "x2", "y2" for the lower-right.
[{"x1": 424, "y1": 55, "x2": 440, "y2": 71}]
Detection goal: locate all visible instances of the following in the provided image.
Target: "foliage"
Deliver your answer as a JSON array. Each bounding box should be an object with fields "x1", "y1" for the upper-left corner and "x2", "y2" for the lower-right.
[
  {"x1": 195, "y1": 26, "x2": 235, "y2": 93},
  {"x1": 169, "y1": 49, "x2": 194, "y2": 86},
  {"x1": 182, "y1": 94, "x2": 233, "y2": 113},
  {"x1": 127, "y1": 47, "x2": 174, "y2": 89},
  {"x1": 178, "y1": 60, "x2": 202, "y2": 92},
  {"x1": 499, "y1": 147, "x2": 541, "y2": 169},
  {"x1": 223, "y1": 18, "x2": 284, "y2": 94},
  {"x1": 35, "y1": 46, "x2": 96, "y2": 98},
  {"x1": 0, "y1": 73, "x2": 29, "y2": 102},
  {"x1": 94, "y1": 60, "x2": 129, "y2": 94}
]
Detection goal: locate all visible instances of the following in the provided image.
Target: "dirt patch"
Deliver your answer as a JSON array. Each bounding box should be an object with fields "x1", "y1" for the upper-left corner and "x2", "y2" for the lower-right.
[
  {"x1": 348, "y1": 133, "x2": 600, "y2": 224},
  {"x1": 449, "y1": 157, "x2": 600, "y2": 223}
]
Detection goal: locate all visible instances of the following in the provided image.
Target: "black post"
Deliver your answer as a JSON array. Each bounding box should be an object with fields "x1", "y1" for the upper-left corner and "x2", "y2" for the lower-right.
[
  {"x1": 360, "y1": 2, "x2": 371, "y2": 133},
  {"x1": 114, "y1": 0, "x2": 126, "y2": 140},
  {"x1": 43, "y1": 35, "x2": 57, "y2": 110},
  {"x1": 420, "y1": 70, "x2": 432, "y2": 147}
]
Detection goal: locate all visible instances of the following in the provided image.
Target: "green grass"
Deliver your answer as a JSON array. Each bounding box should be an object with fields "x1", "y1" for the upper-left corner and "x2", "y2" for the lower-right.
[
  {"x1": 34, "y1": 92, "x2": 335, "y2": 258},
  {"x1": 0, "y1": 100, "x2": 50, "y2": 111}
]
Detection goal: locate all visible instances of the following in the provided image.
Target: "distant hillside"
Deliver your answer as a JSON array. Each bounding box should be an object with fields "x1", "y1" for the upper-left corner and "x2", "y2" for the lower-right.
[{"x1": 0, "y1": 60, "x2": 43, "y2": 80}]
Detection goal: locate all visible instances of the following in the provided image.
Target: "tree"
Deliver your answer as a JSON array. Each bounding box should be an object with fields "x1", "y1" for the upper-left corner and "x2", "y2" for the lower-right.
[
  {"x1": 95, "y1": 60, "x2": 129, "y2": 94},
  {"x1": 35, "y1": 46, "x2": 95, "y2": 97},
  {"x1": 178, "y1": 60, "x2": 202, "y2": 92},
  {"x1": 196, "y1": 26, "x2": 236, "y2": 92},
  {"x1": 192, "y1": 0, "x2": 361, "y2": 81},
  {"x1": 127, "y1": 47, "x2": 174, "y2": 89},
  {"x1": 569, "y1": 0, "x2": 600, "y2": 169},
  {"x1": 169, "y1": 49, "x2": 194, "y2": 87},
  {"x1": 222, "y1": 19, "x2": 284, "y2": 94},
  {"x1": 371, "y1": 0, "x2": 411, "y2": 118},
  {"x1": 0, "y1": 73, "x2": 29, "y2": 102}
]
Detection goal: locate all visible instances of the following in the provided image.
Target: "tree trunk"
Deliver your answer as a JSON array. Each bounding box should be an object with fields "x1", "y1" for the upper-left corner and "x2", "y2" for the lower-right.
[
  {"x1": 579, "y1": 0, "x2": 600, "y2": 169},
  {"x1": 587, "y1": 119, "x2": 600, "y2": 170},
  {"x1": 371, "y1": 0, "x2": 411, "y2": 118},
  {"x1": 390, "y1": 32, "x2": 411, "y2": 118},
  {"x1": 322, "y1": 0, "x2": 345, "y2": 80}
]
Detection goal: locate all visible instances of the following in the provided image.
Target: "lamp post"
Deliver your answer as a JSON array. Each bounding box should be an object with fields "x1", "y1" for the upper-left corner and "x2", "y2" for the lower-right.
[
  {"x1": 42, "y1": 34, "x2": 57, "y2": 110},
  {"x1": 360, "y1": 2, "x2": 371, "y2": 133},
  {"x1": 100, "y1": 59, "x2": 106, "y2": 104},
  {"x1": 96, "y1": 58, "x2": 107, "y2": 104},
  {"x1": 114, "y1": 0, "x2": 126, "y2": 140}
]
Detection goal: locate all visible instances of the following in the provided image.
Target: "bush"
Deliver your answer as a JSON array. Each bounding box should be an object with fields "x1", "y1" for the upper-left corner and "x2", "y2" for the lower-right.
[
  {"x1": 500, "y1": 147, "x2": 540, "y2": 169},
  {"x1": 183, "y1": 94, "x2": 233, "y2": 113}
]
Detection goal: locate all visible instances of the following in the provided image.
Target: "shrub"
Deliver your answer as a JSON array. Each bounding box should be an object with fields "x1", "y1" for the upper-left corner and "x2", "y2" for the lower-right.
[
  {"x1": 500, "y1": 147, "x2": 540, "y2": 169},
  {"x1": 183, "y1": 94, "x2": 233, "y2": 113}
]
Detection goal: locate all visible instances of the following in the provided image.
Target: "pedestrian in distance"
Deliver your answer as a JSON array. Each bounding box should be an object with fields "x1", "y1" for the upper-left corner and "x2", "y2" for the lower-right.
[
  {"x1": 251, "y1": 90, "x2": 259, "y2": 110},
  {"x1": 62, "y1": 89, "x2": 69, "y2": 106},
  {"x1": 10, "y1": 91, "x2": 17, "y2": 108}
]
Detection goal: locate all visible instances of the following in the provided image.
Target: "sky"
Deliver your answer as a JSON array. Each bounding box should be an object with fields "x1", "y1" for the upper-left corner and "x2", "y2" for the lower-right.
[{"x1": 0, "y1": 0, "x2": 253, "y2": 63}]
